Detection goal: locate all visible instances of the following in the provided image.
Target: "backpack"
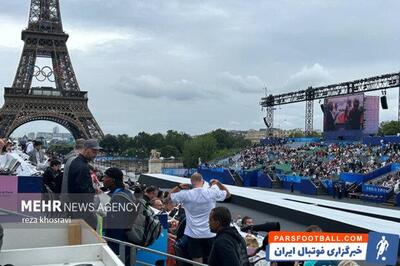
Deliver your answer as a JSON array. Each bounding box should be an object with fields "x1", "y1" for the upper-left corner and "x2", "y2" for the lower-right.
[{"x1": 114, "y1": 192, "x2": 161, "y2": 247}]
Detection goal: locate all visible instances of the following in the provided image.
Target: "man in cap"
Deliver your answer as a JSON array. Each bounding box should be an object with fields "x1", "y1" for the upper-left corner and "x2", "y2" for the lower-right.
[
  {"x1": 61, "y1": 139, "x2": 85, "y2": 195},
  {"x1": 67, "y1": 139, "x2": 102, "y2": 229}
]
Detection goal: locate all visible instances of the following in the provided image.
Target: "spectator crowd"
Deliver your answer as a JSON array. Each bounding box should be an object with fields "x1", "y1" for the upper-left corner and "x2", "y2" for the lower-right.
[
  {"x1": 225, "y1": 142, "x2": 400, "y2": 192},
  {"x1": 0, "y1": 137, "x2": 374, "y2": 266}
]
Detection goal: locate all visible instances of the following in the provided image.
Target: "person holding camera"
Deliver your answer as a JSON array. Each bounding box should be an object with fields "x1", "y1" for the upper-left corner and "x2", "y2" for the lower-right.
[{"x1": 169, "y1": 173, "x2": 231, "y2": 264}]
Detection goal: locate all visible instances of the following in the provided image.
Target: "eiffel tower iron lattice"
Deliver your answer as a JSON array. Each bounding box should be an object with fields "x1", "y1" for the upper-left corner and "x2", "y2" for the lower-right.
[{"x1": 0, "y1": 0, "x2": 104, "y2": 139}]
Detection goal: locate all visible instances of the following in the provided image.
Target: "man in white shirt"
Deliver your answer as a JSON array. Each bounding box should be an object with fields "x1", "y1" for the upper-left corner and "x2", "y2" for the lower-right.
[{"x1": 170, "y1": 173, "x2": 231, "y2": 263}]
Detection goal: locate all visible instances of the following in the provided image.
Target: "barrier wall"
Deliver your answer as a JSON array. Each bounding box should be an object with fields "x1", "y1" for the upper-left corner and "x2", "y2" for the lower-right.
[
  {"x1": 363, "y1": 135, "x2": 400, "y2": 145},
  {"x1": 339, "y1": 172, "x2": 366, "y2": 184},
  {"x1": 287, "y1": 137, "x2": 321, "y2": 143},
  {"x1": 278, "y1": 175, "x2": 302, "y2": 191},
  {"x1": 257, "y1": 173, "x2": 273, "y2": 188},
  {"x1": 95, "y1": 156, "x2": 139, "y2": 161},
  {"x1": 239, "y1": 169, "x2": 259, "y2": 187},
  {"x1": 324, "y1": 130, "x2": 364, "y2": 142},
  {"x1": 300, "y1": 179, "x2": 318, "y2": 195},
  {"x1": 260, "y1": 138, "x2": 287, "y2": 145},
  {"x1": 197, "y1": 167, "x2": 235, "y2": 185},
  {"x1": 340, "y1": 163, "x2": 400, "y2": 183},
  {"x1": 161, "y1": 168, "x2": 196, "y2": 177},
  {"x1": 361, "y1": 184, "x2": 393, "y2": 203},
  {"x1": 321, "y1": 179, "x2": 333, "y2": 195}
]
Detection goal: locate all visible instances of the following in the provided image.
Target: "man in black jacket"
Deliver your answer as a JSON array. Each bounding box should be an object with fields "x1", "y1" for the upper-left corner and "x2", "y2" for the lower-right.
[
  {"x1": 208, "y1": 206, "x2": 250, "y2": 266},
  {"x1": 67, "y1": 139, "x2": 102, "y2": 229}
]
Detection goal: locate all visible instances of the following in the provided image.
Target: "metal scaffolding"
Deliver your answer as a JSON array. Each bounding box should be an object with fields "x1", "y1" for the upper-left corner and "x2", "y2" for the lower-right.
[{"x1": 260, "y1": 72, "x2": 400, "y2": 134}]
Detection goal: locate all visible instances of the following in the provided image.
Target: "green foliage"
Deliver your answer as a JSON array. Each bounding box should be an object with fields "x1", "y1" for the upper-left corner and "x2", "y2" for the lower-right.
[
  {"x1": 160, "y1": 145, "x2": 180, "y2": 158},
  {"x1": 209, "y1": 129, "x2": 251, "y2": 149},
  {"x1": 182, "y1": 135, "x2": 218, "y2": 168},
  {"x1": 47, "y1": 143, "x2": 74, "y2": 155},
  {"x1": 122, "y1": 148, "x2": 137, "y2": 157},
  {"x1": 132, "y1": 132, "x2": 152, "y2": 158},
  {"x1": 99, "y1": 129, "x2": 251, "y2": 164},
  {"x1": 100, "y1": 134, "x2": 119, "y2": 154},
  {"x1": 165, "y1": 130, "x2": 191, "y2": 153},
  {"x1": 379, "y1": 120, "x2": 400, "y2": 135},
  {"x1": 210, "y1": 129, "x2": 235, "y2": 149},
  {"x1": 287, "y1": 131, "x2": 305, "y2": 138},
  {"x1": 150, "y1": 133, "x2": 165, "y2": 149},
  {"x1": 212, "y1": 148, "x2": 242, "y2": 161}
]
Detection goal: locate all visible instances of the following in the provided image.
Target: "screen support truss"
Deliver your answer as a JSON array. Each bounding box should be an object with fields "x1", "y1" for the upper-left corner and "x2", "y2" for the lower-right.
[{"x1": 260, "y1": 72, "x2": 400, "y2": 135}]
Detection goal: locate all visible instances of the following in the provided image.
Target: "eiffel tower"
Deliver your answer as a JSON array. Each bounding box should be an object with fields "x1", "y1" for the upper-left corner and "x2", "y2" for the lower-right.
[{"x1": 0, "y1": 0, "x2": 104, "y2": 139}]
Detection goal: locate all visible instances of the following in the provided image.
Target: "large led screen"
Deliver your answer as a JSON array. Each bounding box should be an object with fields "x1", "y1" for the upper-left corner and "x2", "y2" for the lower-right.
[{"x1": 323, "y1": 94, "x2": 364, "y2": 132}]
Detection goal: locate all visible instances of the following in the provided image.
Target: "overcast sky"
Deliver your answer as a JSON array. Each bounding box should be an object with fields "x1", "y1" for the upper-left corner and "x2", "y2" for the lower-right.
[{"x1": 1, "y1": 0, "x2": 400, "y2": 136}]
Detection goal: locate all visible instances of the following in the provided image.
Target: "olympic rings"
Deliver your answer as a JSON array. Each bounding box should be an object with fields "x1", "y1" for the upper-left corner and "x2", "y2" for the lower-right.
[{"x1": 30, "y1": 65, "x2": 55, "y2": 82}]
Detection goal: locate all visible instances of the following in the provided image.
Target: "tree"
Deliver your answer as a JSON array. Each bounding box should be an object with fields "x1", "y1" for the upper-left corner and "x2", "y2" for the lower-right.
[
  {"x1": 232, "y1": 135, "x2": 251, "y2": 149},
  {"x1": 47, "y1": 143, "x2": 74, "y2": 155},
  {"x1": 100, "y1": 134, "x2": 119, "y2": 154},
  {"x1": 211, "y1": 129, "x2": 235, "y2": 149},
  {"x1": 165, "y1": 130, "x2": 191, "y2": 153},
  {"x1": 150, "y1": 133, "x2": 165, "y2": 149},
  {"x1": 122, "y1": 147, "x2": 138, "y2": 157},
  {"x1": 160, "y1": 145, "x2": 180, "y2": 158},
  {"x1": 182, "y1": 135, "x2": 217, "y2": 168},
  {"x1": 133, "y1": 132, "x2": 153, "y2": 158},
  {"x1": 116, "y1": 134, "x2": 134, "y2": 154},
  {"x1": 379, "y1": 120, "x2": 400, "y2": 135}
]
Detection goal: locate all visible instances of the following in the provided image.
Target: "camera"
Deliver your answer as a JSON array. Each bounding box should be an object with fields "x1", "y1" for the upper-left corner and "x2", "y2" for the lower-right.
[{"x1": 241, "y1": 222, "x2": 280, "y2": 233}]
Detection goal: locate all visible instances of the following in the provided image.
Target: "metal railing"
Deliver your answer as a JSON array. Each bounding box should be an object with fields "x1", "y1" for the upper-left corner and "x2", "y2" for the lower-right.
[{"x1": 103, "y1": 236, "x2": 207, "y2": 266}]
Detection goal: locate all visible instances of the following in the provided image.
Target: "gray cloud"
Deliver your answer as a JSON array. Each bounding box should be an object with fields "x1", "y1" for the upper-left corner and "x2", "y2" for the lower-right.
[
  {"x1": 284, "y1": 63, "x2": 334, "y2": 90},
  {"x1": 218, "y1": 72, "x2": 266, "y2": 94},
  {"x1": 117, "y1": 75, "x2": 209, "y2": 101},
  {"x1": 1, "y1": 1, "x2": 400, "y2": 135}
]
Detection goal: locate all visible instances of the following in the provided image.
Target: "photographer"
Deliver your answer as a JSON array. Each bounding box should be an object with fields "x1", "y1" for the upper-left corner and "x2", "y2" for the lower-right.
[{"x1": 169, "y1": 173, "x2": 230, "y2": 264}]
